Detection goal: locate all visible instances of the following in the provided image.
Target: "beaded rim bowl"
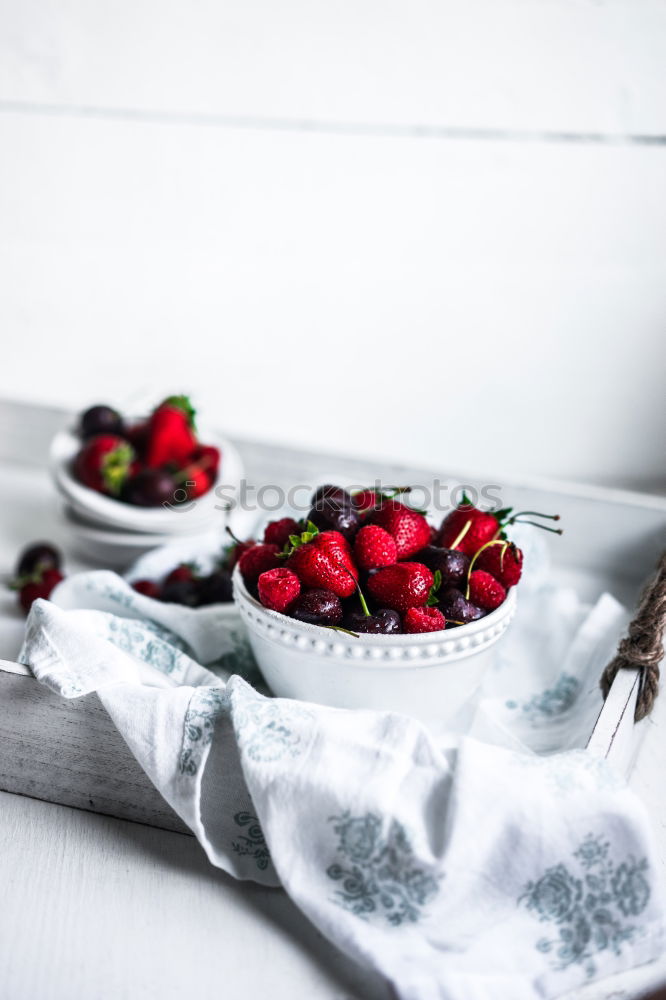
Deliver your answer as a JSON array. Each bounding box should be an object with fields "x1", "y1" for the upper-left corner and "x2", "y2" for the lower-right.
[{"x1": 233, "y1": 566, "x2": 517, "y2": 666}]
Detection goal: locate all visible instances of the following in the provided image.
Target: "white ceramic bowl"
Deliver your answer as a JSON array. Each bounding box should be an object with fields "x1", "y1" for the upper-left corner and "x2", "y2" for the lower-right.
[
  {"x1": 233, "y1": 566, "x2": 517, "y2": 722},
  {"x1": 50, "y1": 425, "x2": 243, "y2": 535}
]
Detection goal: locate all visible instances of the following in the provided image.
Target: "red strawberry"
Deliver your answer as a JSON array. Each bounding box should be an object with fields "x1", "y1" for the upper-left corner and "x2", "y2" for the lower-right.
[
  {"x1": 475, "y1": 542, "x2": 523, "y2": 588},
  {"x1": 17, "y1": 568, "x2": 64, "y2": 614},
  {"x1": 440, "y1": 501, "x2": 562, "y2": 556},
  {"x1": 468, "y1": 570, "x2": 506, "y2": 611},
  {"x1": 351, "y1": 489, "x2": 382, "y2": 511},
  {"x1": 257, "y1": 567, "x2": 301, "y2": 612},
  {"x1": 74, "y1": 434, "x2": 135, "y2": 496},
  {"x1": 195, "y1": 444, "x2": 221, "y2": 479},
  {"x1": 165, "y1": 564, "x2": 197, "y2": 585},
  {"x1": 403, "y1": 606, "x2": 446, "y2": 634},
  {"x1": 180, "y1": 461, "x2": 212, "y2": 499},
  {"x1": 287, "y1": 531, "x2": 357, "y2": 598},
  {"x1": 145, "y1": 396, "x2": 198, "y2": 468},
  {"x1": 439, "y1": 504, "x2": 499, "y2": 556},
  {"x1": 354, "y1": 524, "x2": 397, "y2": 570},
  {"x1": 264, "y1": 517, "x2": 300, "y2": 549},
  {"x1": 313, "y1": 531, "x2": 357, "y2": 580},
  {"x1": 369, "y1": 501, "x2": 431, "y2": 559},
  {"x1": 367, "y1": 562, "x2": 434, "y2": 612},
  {"x1": 352, "y1": 487, "x2": 411, "y2": 511},
  {"x1": 239, "y1": 543, "x2": 281, "y2": 585},
  {"x1": 132, "y1": 579, "x2": 161, "y2": 599}
]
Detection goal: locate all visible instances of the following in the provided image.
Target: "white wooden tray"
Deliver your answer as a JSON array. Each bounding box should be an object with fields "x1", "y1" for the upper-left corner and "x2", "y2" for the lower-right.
[{"x1": 0, "y1": 398, "x2": 664, "y2": 835}]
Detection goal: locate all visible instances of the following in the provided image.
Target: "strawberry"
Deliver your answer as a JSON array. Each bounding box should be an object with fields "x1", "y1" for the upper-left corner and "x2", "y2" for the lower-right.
[
  {"x1": 264, "y1": 517, "x2": 300, "y2": 549},
  {"x1": 367, "y1": 562, "x2": 434, "y2": 612},
  {"x1": 257, "y1": 567, "x2": 301, "y2": 612},
  {"x1": 468, "y1": 570, "x2": 506, "y2": 611},
  {"x1": 287, "y1": 530, "x2": 357, "y2": 598},
  {"x1": 353, "y1": 524, "x2": 397, "y2": 570},
  {"x1": 74, "y1": 434, "x2": 135, "y2": 496},
  {"x1": 403, "y1": 606, "x2": 446, "y2": 634},
  {"x1": 165, "y1": 564, "x2": 197, "y2": 585},
  {"x1": 351, "y1": 486, "x2": 412, "y2": 511},
  {"x1": 475, "y1": 541, "x2": 523, "y2": 588},
  {"x1": 351, "y1": 489, "x2": 383, "y2": 511},
  {"x1": 132, "y1": 579, "x2": 161, "y2": 599},
  {"x1": 440, "y1": 498, "x2": 562, "y2": 556},
  {"x1": 369, "y1": 501, "x2": 431, "y2": 559},
  {"x1": 145, "y1": 395, "x2": 198, "y2": 468},
  {"x1": 180, "y1": 461, "x2": 211, "y2": 500},
  {"x1": 239, "y1": 543, "x2": 281, "y2": 586},
  {"x1": 16, "y1": 568, "x2": 64, "y2": 614},
  {"x1": 195, "y1": 444, "x2": 221, "y2": 480},
  {"x1": 439, "y1": 503, "x2": 500, "y2": 556}
]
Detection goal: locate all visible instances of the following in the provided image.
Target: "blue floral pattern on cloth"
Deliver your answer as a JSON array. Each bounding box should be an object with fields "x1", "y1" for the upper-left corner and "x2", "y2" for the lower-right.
[
  {"x1": 512, "y1": 750, "x2": 626, "y2": 796},
  {"x1": 179, "y1": 687, "x2": 227, "y2": 776},
  {"x1": 231, "y1": 683, "x2": 314, "y2": 763},
  {"x1": 519, "y1": 834, "x2": 651, "y2": 977},
  {"x1": 106, "y1": 617, "x2": 194, "y2": 678},
  {"x1": 326, "y1": 812, "x2": 441, "y2": 926},
  {"x1": 231, "y1": 811, "x2": 271, "y2": 871},
  {"x1": 506, "y1": 672, "x2": 581, "y2": 724},
  {"x1": 209, "y1": 627, "x2": 266, "y2": 690}
]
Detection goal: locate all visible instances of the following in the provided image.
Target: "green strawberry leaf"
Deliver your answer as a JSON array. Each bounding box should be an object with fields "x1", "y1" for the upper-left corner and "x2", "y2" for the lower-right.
[
  {"x1": 426, "y1": 569, "x2": 442, "y2": 606},
  {"x1": 283, "y1": 522, "x2": 320, "y2": 558},
  {"x1": 161, "y1": 394, "x2": 197, "y2": 429},
  {"x1": 101, "y1": 443, "x2": 135, "y2": 496}
]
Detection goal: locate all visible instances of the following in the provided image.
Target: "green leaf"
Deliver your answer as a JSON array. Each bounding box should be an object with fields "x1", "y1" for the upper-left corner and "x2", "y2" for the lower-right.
[
  {"x1": 426, "y1": 569, "x2": 442, "y2": 606},
  {"x1": 161, "y1": 394, "x2": 197, "y2": 429}
]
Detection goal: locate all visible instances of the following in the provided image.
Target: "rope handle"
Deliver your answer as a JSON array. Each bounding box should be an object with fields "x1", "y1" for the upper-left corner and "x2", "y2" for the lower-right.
[{"x1": 600, "y1": 550, "x2": 666, "y2": 721}]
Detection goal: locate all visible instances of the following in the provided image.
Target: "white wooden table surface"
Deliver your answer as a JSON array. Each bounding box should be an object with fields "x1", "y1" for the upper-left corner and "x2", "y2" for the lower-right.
[{"x1": 1, "y1": 446, "x2": 665, "y2": 1000}]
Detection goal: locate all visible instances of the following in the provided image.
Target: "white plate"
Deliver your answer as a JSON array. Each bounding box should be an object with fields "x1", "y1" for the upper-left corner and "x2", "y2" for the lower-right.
[{"x1": 50, "y1": 425, "x2": 243, "y2": 535}]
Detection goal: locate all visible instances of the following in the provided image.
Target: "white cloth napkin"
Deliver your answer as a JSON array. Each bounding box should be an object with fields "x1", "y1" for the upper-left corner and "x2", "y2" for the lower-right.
[{"x1": 17, "y1": 532, "x2": 666, "y2": 1000}]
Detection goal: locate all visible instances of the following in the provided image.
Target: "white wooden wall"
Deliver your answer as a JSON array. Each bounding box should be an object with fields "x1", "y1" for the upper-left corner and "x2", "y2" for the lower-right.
[{"x1": 1, "y1": 1, "x2": 665, "y2": 488}]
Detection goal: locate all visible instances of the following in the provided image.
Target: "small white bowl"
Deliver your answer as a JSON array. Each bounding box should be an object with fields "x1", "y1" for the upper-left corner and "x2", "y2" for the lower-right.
[
  {"x1": 233, "y1": 566, "x2": 517, "y2": 722},
  {"x1": 50, "y1": 425, "x2": 243, "y2": 535}
]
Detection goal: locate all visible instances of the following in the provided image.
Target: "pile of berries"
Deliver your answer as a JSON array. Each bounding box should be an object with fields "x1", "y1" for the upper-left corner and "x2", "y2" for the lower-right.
[
  {"x1": 72, "y1": 396, "x2": 220, "y2": 507},
  {"x1": 234, "y1": 486, "x2": 561, "y2": 635},
  {"x1": 132, "y1": 557, "x2": 234, "y2": 607},
  {"x1": 9, "y1": 542, "x2": 65, "y2": 614}
]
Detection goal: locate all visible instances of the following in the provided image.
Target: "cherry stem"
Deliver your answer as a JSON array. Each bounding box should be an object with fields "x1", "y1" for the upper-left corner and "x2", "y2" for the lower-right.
[
  {"x1": 511, "y1": 520, "x2": 563, "y2": 535},
  {"x1": 335, "y1": 559, "x2": 370, "y2": 616},
  {"x1": 449, "y1": 519, "x2": 472, "y2": 551},
  {"x1": 326, "y1": 625, "x2": 360, "y2": 637},
  {"x1": 465, "y1": 539, "x2": 508, "y2": 600},
  {"x1": 225, "y1": 526, "x2": 242, "y2": 545},
  {"x1": 508, "y1": 511, "x2": 560, "y2": 521}
]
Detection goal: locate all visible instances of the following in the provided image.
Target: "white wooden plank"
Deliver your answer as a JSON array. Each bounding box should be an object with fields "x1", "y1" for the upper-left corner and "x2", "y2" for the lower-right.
[
  {"x1": 586, "y1": 667, "x2": 645, "y2": 775},
  {"x1": 0, "y1": 0, "x2": 665, "y2": 135},
  {"x1": 0, "y1": 666, "x2": 190, "y2": 833},
  {"x1": 0, "y1": 115, "x2": 665, "y2": 487},
  {"x1": 0, "y1": 790, "x2": 388, "y2": 1000}
]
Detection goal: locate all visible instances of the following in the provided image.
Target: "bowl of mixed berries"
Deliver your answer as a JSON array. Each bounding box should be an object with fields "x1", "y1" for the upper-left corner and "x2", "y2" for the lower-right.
[
  {"x1": 232, "y1": 485, "x2": 560, "y2": 720},
  {"x1": 50, "y1": 396, "x2": 243, "y2": 551}
]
